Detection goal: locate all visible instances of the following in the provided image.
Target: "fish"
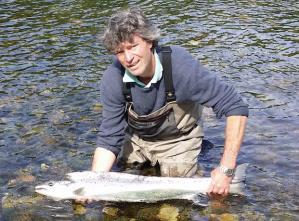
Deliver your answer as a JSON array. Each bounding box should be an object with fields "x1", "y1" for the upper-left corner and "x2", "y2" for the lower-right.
[{"x1": 35, "y1": 163, "x2": 248, "y2": 204}]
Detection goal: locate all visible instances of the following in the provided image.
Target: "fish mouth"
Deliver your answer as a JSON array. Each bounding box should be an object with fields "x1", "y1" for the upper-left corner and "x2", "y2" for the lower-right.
[
  {"x1": 35, "y1": 181, "x2": 57, "y2": 193},
  {"x1": 35, "y1": 185, "x2": 48, "y2": 194},
  {"x1": 35, "y1": 185, "x2": 60, "y2": 200}
]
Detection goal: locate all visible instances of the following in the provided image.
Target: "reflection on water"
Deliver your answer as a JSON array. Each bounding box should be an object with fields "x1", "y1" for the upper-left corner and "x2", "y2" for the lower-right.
[{"x1": 1, "y1": 0, "x2": 298, "y2": 220}]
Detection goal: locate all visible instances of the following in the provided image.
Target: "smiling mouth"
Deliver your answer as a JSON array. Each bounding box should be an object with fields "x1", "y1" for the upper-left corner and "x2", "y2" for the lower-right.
[{"x1": 128, "y1": 61, "x2": 139, "y2": 70}]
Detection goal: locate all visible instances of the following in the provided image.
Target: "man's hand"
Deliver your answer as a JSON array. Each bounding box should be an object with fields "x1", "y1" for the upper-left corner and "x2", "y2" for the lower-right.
[
  {"x1": 207, "y1": 167, "x2": 233, "y2": 196},
  {"x1": 206, "y1": 115, "x2": 247, "y2": 196},
  {"x1": 91, "y1": 147, "x2": 116, "y2": 172},
  {"x1": 75, "y1": 147, "x2": 116, "y2": 204}
]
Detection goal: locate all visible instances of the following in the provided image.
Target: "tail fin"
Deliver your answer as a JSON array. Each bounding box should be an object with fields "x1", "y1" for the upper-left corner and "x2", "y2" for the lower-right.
[
  {"x1": 230, "y1": 163, "x2": 249, "y2": 195},
  {"x1": 232, "y1": 163, "x2": 249, "y2": 183}
]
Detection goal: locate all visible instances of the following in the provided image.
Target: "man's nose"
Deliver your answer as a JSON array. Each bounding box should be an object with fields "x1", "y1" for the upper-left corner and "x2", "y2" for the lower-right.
[{"x1": 124, "y1": 50, "x2": 134, "y2": 63}]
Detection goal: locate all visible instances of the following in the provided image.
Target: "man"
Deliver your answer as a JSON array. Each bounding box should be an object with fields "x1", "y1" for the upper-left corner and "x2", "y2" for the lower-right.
[{"x1": 92, "y1": 7, "x2": 248, "y2": 195}]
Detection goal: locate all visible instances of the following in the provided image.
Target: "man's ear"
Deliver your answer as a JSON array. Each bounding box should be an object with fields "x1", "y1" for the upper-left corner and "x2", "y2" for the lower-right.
[{"x1": 150, "y1": 41, "x2": 156, "y2": 52}]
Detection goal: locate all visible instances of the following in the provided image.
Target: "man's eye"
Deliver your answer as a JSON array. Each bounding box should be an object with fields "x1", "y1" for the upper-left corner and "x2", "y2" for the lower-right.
[{"x1": 115, "y1": 51, "x2": 123, "y2": 55}]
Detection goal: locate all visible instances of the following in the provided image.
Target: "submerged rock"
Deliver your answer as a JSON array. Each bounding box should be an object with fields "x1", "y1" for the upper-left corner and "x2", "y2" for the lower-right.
[
  {"x1": 49, "y1": 110, "x2": 71, "y2": 125},
  {"x1": 7, "y1": 169, "x2": 36, "y2": 189},
  {"x1": 219, "y1": 213, "x2": 239, "y2": 221},
  {"x1": 157, "y1": 203, "x2": 180, "y2": 221},
  {"x1": 102, "y1": 206, "x2": 119, "y2": 216},
  {"x1": 92, "y1": 103, "x2": 103, "y2": 112},
  {"x1": 72, "y1": 202, "x2": 87, "y2": 215},
  {"x1": 136, "y1": 205, "x2": 160, "y2": 220},
  {"x1": 40, "y1": 163, "x2": 50, "y2": 171},
  {"x1": 241, "y1": 210, "x2": 266, "y2": 221},
  {"x1": 2, "y1": 194, "x2": 44, "y2": 209}
]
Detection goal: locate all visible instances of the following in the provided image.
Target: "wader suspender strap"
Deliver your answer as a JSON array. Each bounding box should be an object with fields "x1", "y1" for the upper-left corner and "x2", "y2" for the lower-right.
[
  {"x1": 122, "y1": 46, "x2": 176, "y2": 103},
  {"x1": 161, "y1": 46, "x2": 176, "y2": 102},
  {"x1": 123, "y1": 82, "x2": 132, "y2": 102}
]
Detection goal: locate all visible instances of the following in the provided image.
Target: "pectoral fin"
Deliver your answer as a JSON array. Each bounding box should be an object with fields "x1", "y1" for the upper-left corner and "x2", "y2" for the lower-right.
[
  {"x1": 73, "y1": 187, "x2": 85, "y2": 196},
  {"x1": 185, "y1": 193, "x2": 209, "y2": 207}
]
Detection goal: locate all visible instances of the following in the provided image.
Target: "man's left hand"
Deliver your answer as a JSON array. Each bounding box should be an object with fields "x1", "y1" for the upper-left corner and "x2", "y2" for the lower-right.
[{"x1": 207, "y1": 167, "x2": 232, "y2": 196}]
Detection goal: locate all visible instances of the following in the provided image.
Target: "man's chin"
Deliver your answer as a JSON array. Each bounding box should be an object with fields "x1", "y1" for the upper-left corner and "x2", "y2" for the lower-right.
[{"x1": 129, "y1": 70, "x2": 142, "y2": 77}]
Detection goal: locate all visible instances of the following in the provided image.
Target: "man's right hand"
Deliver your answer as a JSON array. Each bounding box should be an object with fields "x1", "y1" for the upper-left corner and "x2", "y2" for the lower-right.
[
  {"x1": 75, "y1": 147, "x2": 116, "y2": 204},
  {"x1": 91, "y1": 147, "x2": 116, "y2": 172}
]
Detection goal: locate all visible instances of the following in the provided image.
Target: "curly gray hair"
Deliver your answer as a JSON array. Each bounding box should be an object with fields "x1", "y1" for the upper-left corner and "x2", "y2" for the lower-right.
[{"x1": 102, "y1": 7, "x2": 160, "y2": 53}]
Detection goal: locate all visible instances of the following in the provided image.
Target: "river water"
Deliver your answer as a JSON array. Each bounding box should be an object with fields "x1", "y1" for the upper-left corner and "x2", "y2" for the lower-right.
[{"x1": 0, "y1": 0, "x2": 298, "y2": 220}]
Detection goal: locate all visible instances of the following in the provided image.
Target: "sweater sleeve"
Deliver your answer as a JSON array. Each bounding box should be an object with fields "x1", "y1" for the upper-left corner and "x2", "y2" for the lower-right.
[
  {"x1": 96, "y1": 62, "x2": 127, "y2": 156},
  {"x1": 171, "y1": 46, "x2": 249, "y2": 118}
]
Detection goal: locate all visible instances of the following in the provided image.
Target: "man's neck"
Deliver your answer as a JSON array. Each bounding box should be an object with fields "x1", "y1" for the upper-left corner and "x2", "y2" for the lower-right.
[{"x1": 138, "y1": 76, "x2": 152, "y2": 85}]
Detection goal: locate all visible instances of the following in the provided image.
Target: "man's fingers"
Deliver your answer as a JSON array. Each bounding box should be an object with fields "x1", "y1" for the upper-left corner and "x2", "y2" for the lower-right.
[
  {"x1": 207, "y1": 183, "x2": 229, "y2": 196},
  {"x1": 210, "y1": 182, "x2": 221, "y2": 193},
  {"x1": 87, "y1": 199, "x2": 94, "y2": 204},
  {"x1": 75, "y1": 200, "x2": 86, "y2": 204},
  {"x1": 217, "y1": 188, "x2": 224, "y2": 195},
  {"x1": 207, "y1": 168, "x2": 231, "y2": 196},
  {"x1": 224, "y1": 188, "x2": 229, "y2": 196},
  {"x1": 74, "y1": 197, "x2": 93, "y2": 204}
]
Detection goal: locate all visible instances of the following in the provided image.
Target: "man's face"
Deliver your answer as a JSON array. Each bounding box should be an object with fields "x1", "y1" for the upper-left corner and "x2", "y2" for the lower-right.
[{"x1": 115, "y1": 35, "x2": 154, "y2": 79}]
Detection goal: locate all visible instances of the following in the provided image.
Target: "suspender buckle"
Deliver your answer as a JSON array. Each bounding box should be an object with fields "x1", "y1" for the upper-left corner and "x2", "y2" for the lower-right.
[{"x1": 166, "y1": 91, "x2": 176, "y2": 101}]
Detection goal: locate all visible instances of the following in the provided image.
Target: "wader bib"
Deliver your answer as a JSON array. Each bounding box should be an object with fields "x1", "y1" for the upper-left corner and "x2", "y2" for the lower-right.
[{"x1": 119, "y1": 47, "x2": 204, "y2": 177}]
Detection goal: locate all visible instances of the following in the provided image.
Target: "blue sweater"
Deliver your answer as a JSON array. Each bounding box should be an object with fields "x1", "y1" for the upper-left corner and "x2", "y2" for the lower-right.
[{"x1": 97, "y1": 46, "x2": 249, "y2": 156}]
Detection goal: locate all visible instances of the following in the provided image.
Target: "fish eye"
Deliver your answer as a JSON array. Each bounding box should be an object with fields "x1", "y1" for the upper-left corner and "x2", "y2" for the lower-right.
[{"x1": 48, "y1": 182, "x2": 54, "y2": 186}]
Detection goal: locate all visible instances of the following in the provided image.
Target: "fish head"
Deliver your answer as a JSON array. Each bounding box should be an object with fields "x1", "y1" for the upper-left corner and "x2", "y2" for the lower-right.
[{"x1": 35, "y1": 180, "x2": 78, "y2": 200}]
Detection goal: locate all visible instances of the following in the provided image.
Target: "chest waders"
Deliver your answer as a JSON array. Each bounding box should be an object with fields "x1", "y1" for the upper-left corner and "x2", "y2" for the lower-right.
[{"x1": 119, "y1": 46, "x2": 204, "y2": 177}]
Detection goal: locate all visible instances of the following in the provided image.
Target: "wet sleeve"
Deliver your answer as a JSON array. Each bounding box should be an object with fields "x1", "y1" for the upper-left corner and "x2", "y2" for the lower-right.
[
  {"x1": 171, "y1": 46, "x2": 249, "y2": 118},
  {"x1": 96, "y1": 65, "x2": 127, "y2": 156}
]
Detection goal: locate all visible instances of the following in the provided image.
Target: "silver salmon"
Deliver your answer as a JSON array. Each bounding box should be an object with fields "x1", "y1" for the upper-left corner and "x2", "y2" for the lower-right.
[{"x1": 35, "y1": 164, "x2": 248, "y2": 203}]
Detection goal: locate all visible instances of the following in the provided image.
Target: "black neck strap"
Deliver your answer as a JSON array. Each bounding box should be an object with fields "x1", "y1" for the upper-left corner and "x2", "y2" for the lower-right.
[{"x1": 123, "y1": 46, "x2": 176, "y2": 103}]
